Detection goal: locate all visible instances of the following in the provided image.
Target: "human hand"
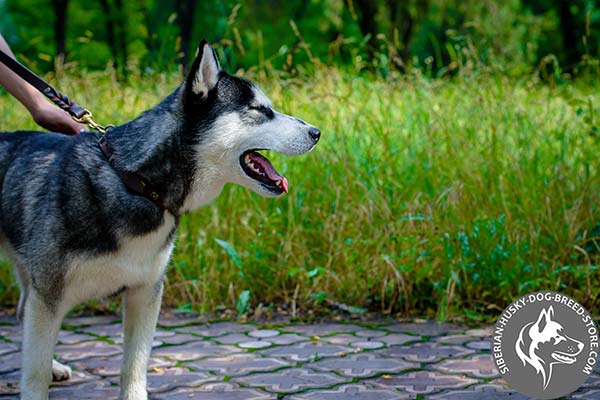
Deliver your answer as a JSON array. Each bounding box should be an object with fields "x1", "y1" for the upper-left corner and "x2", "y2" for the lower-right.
[{"x1": 31, "y1": 103, "x2": 87, "y2": 135}]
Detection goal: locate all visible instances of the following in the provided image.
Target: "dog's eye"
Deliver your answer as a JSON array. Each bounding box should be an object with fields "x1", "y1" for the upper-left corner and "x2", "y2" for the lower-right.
[
  {"x1": 249, "y1": 105, "x2": 274, "y2": 119},
  {"x1": 249, "y1": 105, "x2": 267, "y2": 112},
  {"x1": 554, "y1": 336, "x2": 564, "y2": 344}
]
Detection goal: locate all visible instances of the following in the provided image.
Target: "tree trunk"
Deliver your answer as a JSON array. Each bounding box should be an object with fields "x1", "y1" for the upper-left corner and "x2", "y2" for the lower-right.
[
  {"x1": 352, "y1": 0, "x2": 378, "y2": 62},
  {"x1": 114, "y1": 0, "x2": 128, "y2": 79},
  {"x1": 388, "y1": 0, "x2": 429, "y2": 71},
  {"x1": 52, "y1": 0, "x2": 68, "y2": 66},
  {"x1": 99, "y1": 0, "x2": 119, "y2": 72},
  {"x1": 558, "y1": 0, "x2": 580, "y2": 68},
  {"x1": 176, "y1": 0, "x2": 197, "y2": 75}
]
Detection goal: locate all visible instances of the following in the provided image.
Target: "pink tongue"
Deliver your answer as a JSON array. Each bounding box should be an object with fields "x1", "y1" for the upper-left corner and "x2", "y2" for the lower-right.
[{"x1": 249, "y1": 152, "x2": 288, "y2": 193}]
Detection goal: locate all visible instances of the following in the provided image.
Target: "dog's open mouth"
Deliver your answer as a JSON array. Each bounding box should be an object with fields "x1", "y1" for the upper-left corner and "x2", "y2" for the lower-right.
[
  {"x1": 552, "y1": 351, "x2": 577, "y2": 364},
  {"x1": 240, "y1": 150, "x2": 288, "y2": 194}
]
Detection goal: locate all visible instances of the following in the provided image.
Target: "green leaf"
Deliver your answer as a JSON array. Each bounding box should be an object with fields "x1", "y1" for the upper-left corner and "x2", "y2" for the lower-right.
[
  {"x1": 307, "y1": 267, "x2": 323, "y2": 278},
  {"x1": 215, "y1": 238, "x2": 243, "y2": 268},
  {"x1": 237, "y1": 290, "x2": 251, "y2": 317},
  {"x1": 310, "y1": 291, "x2": 328, "y2": 303}
]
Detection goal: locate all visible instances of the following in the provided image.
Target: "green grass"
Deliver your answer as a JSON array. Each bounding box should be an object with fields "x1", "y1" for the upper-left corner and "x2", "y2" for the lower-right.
[{"x1": 1, "y1": 67, "x2": 600, "y2": 322}]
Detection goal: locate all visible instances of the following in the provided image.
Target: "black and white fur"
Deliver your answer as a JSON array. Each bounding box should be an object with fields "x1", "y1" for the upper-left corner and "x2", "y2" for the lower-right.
[{"x1": 0, "y1": 41, "x2": 319, "y2": 400}]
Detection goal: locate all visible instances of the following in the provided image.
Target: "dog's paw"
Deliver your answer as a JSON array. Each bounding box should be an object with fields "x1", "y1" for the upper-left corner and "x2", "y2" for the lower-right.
[{"x1": 52, "y1": 359, "x2": 72, "y2": 382}]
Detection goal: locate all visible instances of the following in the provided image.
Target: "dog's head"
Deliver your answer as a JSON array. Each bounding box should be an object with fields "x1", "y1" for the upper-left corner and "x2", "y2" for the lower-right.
[
  {"x1": 515, "y1": 306, "x2": 584, "y2": 389},
  {"x1": 181, "y1": 41, "x2": 320, "y2": 201},
  {"x1": 525, "y1": 306, "x2": 583, "y2": 365}
]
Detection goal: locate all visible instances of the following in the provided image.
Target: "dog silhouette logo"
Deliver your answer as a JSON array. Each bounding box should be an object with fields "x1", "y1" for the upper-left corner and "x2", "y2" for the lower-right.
[
  {"x1": 492, "y1": 292, "x2": 598, "y2": 399},
  {"x1": 515, "y1": 306, "x2": 584, "y2": 390}
]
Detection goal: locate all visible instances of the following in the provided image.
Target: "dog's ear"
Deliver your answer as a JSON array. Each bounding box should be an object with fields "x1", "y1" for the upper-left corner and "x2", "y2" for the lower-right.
[
  {"x1": 186, "y1": 40, "x2": 221, "y2": 100},
  {"x1": 534, "y1": 307, "x2": 552, "y2": 333}
]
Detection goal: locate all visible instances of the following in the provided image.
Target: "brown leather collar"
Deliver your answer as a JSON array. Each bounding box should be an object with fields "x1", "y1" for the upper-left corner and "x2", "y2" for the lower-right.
[{"x1": 98, "y1": 136, "x2": 167, "y2": 210}]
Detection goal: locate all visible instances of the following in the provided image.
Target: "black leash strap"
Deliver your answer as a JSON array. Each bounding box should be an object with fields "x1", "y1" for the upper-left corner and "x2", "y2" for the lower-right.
[
  {"x1": 0, "y1": 49, "x2": 110, "y2": 133},
  {"x1": 0, "y1": 49, "x2": 166, "y2": 210}
]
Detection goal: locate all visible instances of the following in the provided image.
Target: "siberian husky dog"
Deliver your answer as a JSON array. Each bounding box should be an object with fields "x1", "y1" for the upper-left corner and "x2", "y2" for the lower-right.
[{"x1": 0, "y1": 41, "x2": 320, "y2": 399}]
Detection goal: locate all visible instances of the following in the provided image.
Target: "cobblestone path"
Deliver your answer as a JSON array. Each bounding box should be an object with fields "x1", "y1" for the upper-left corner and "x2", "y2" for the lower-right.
[{"x1": 1, "y1": 315, "x2": 599, "y2": 399}]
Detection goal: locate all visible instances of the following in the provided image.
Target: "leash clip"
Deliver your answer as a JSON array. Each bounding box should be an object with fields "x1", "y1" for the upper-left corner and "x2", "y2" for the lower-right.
[{"x1": 73, "y1": 109, "x2": 114, "y2": 134}]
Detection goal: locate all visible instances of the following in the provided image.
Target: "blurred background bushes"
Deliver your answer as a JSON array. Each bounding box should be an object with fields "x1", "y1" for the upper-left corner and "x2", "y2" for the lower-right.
[{"x1": 1, "y1": 0, "x2": 599, "y2": 79}]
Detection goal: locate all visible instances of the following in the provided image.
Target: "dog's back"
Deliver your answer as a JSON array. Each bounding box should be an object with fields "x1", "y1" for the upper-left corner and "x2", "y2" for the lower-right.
[{"x1": 0, "y1": 131, "x2": 171, "y2": 306}]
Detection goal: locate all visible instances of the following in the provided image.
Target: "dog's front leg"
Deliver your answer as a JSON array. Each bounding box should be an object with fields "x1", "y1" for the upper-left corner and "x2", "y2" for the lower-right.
[
  {"x1": 120, "y1": 281, "x2": 163, "y2": 400},
  {"x1": 20, "y1": 292, "x2": 63, "y2": 400}
]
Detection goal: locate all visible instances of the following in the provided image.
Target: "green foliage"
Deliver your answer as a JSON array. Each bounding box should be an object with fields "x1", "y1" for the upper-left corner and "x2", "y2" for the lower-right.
[
  {"x1": 2, "y1": 1, "x2": 600, "y2": 320},
  {"x1": 2, "y1": 0, "x2": 600, "y2": 77},
  {"x1": 2, "y1": 64, "x2": 599, "y2": 320},
  {"x1": 236, "y1": 290, "x2": 251, "y2": 317}
]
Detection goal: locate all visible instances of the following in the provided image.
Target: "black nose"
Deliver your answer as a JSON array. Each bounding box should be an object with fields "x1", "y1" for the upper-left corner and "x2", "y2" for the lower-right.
[{"x1": 308, "y1": 127, "x2": 321, "y2": 142}]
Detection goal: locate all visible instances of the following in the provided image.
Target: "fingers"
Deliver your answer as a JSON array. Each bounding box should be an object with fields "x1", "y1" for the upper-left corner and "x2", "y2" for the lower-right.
[{"x1": 32, "y1": 104, "x2": 87, "y2": 135}]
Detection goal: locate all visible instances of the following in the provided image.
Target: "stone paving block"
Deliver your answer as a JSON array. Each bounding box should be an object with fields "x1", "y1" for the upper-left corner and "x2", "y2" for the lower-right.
[
  {"x1": 233, "y1": 367, "x2": 348, "y2": 393},
  {"x1": 214, "y1": 333, "x2": 251, "y2": 344},
  {"x1": 581, "y1": 373, "x2": 600, "y2": 387},
  {"x1": 465, "y1": 339, "x2": 490, "y2": 351},
  {"x1": 370, "y1": 370, "x2": 479, "y2": 394},
  {"x1": 185, "y1": 354, "x2": 290, "y2": 376},
  {"x1": 48, "y1": 380, "x2": 120, "y2": 399},
  {"x1": 0, "y1": 342, "x2": 18, "y2": 356},
  {"x1": 176, "y1": 322, "x2": 252, "y2": 337},
  {"x1": 0, "y1": 369, "x2": 100, "y2": 396},
  {"x1": 77, "y1": 324, "x2": 172, "y2": 345},
  {"x1": 259, "y1": 342, "x2": 352, "y2": 362},
  {"x1": 0, "y1": 371, "x2": 19, "y2": 396},
  {"x1": 465, "y1": 327, "x2": 493, "y2": 337},
  {"x1": 433, "y1": 334, "x2": 472, "y2": 345},
  {"x1": 280, "y1": 323, "x2": 364, "y2": 337},
  {"x1": 71, "y1": 354, "x2": 174, "y2": 377},
  {"x1": 62, "y1": 315, "x2": 119, "y2": 327},
  {"x1": 239, "y1": 340, "x2": 272, "y2": 349},
  {"x1": 385, "y1": 322, "x2": 464, "y2": 337},
  {"x1": 57, "y1": 331, "x2": 96, "y2": 345},
  {"x1": 153, "y1": 382, "x2": 276, "y2": 400},
  {"x1": 212, "y1": 334, "x2": 274, "y2": 349},
  {"x1": 356, "y1": 329, "x2": 388, "y2": 339},
  {"x1": 151, "y1": 341, "x2": 239, "y2": 361},
  {"x1": 307, "y1": 352, "x2": 417, "y2": 378},
  {"x1": 249, "y1": 329, "x2": 280, "y2": 339},
  {"x1": 378, "y1": 333, "x2": 420, "y2": 346},
  {"x1": 0, "y1": 315, "x2": 16, "y2": 323},
  {"x1": 156, "y1": 333, "x2": 203, "y2": 346},
  {"x1": 289, "y1": 384, "x2": 412, "y2": 400},
  {"x1": 352, "y1": 341, "x2": 385, "y2": 349},
  {"x1": 376, "y1": 342, "x2": 475, "y2": 363},
  {"x1": 108, "y1": 367, "x2": 219, "y2": 393},
  {"x1": 0, "y1": 325, "x2": 20, "y2": 344},
  {"x1": 428, "y1": 383, "x2": 528, "y2": 399},
  {"x1": 268, "y1": 333, "x2": 308, "y2": 346},
  {"x1": 55, "y1": 341, "x2": 122, "y2": 362},
  {"x1": 157, "y1": 315, "x2": 202, "y2": 328},
  {"x1": 77, "y1": 323, "x2": 124, "y2": 338},
  {"x1": 0, "y1": 352, "x2": 21, "y2": 374},
  {"x1": 432, "y1": 353, "x2": 499, "y2": 379},
  {"x1": 573, "y1": 389, "x2": 600, "y2": 399},
  {"x1": 319, "y1": 333, "x2": 360, "y2": 346},
  {"x1": 111, "y1": 336, "x2": 162, "y2": 348}
]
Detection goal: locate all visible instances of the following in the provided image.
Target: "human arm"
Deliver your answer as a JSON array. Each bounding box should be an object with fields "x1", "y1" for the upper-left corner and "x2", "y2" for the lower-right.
[{"x1": 0, "y1": 34, "x2": 85, "y2": 134}]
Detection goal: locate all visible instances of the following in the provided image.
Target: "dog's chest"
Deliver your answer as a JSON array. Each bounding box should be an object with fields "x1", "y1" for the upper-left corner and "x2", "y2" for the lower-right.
[{"x1": 63, "y1": 214, "x2": 176, "y2": 305}]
